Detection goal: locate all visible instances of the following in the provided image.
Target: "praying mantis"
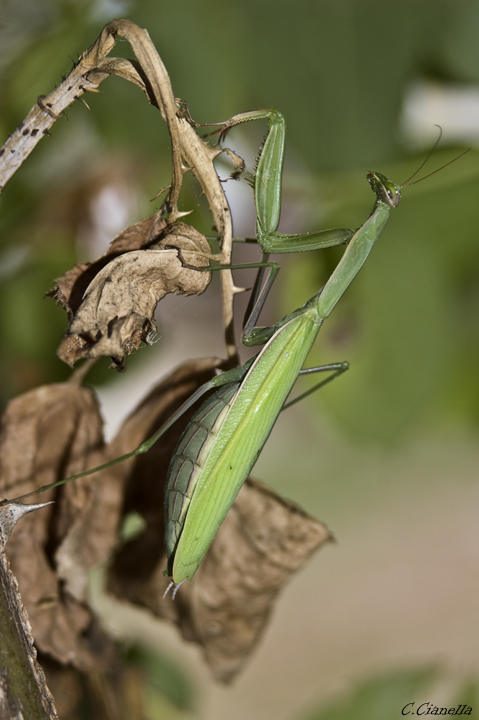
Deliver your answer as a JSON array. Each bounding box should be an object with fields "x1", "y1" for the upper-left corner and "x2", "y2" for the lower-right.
[
  {"x1": 162, "y1": 167, "x2": 399, "y2": 586},
  {"x1": 3, "y1": 107, "x2": 459, "y2": 589}
]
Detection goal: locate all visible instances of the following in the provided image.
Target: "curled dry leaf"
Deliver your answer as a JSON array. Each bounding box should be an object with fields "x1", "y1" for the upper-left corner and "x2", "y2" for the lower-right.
[
  {"x1": 56, "y1": 222, "x2": 212, "y2": 369},
  {"x1": 0, "y1": 383, "x2": 120, "y2": 672},
  {"x1": 106, "y1": 358, "x2": 332, "y2": 682},
  {"x1": 48, "y1": 211, "x2": 167, "y2": 319}
]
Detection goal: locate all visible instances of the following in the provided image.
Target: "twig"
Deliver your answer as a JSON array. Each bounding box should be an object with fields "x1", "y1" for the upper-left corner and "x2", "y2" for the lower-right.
[{"x1": 0, "y1": 546, "x2": 58, "y2": 719}]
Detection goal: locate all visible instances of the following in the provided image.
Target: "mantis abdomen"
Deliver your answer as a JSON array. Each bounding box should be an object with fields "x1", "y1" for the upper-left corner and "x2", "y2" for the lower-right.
[
  {"x1": 165, "y1": 309, "x2": 320, "y2": 583},
  {"x1": 165, "y1": 381, "x2": 240, "y2": 566}
]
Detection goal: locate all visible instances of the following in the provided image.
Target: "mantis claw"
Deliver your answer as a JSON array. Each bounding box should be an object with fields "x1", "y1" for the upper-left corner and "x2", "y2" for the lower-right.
[{"x1": 163, "y1": 579, "x2": 186, "y2": 600}]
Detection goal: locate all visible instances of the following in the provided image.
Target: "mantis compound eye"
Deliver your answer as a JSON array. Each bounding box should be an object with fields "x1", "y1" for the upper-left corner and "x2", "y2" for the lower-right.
[{"x1": 366, "y1": 171, "x2": 402, "y2": 208}]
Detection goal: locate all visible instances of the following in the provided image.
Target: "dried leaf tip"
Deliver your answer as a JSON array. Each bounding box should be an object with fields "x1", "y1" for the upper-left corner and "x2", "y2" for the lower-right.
[{"x1": 0, "y1": 501, "x2": 54, "y2": 547}]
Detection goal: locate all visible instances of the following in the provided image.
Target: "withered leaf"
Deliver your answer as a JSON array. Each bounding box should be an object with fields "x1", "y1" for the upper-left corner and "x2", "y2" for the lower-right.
[
  {"x1": 56, "y1": 222, "x2": 212, "y2": 369},
  {"x1": 106, "y1": 358, "x2": 332, "y2": 682},
  {"x1": 48, "y1": 211, "x2": 167, "y2": 318},
  {"x1": 0, "y1": 383, "x2": 119, "y2": 672}
]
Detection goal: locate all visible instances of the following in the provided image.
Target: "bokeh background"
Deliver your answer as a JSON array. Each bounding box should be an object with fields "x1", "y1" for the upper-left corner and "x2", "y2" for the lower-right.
[{"x1": 1, "y1": 1, "x2": 479, "y2": 718}]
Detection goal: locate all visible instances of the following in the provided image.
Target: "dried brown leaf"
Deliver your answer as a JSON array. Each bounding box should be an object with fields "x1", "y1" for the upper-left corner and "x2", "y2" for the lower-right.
[
  {"x1": 56, "y1": 222, "x2": 212, "y2": 369},
  {"x1": 192, "y1": 478, "x2": 332, "y2": 681},
  {"x1": 106, "y1": 359, "x2": 332, "y2": 682},
  {"x1": 47, "y1": 211, "x2": 167, "y2": 318},
  {"x1": 0, "y1": 383, "x2": 119, "y2": 671},
  {"x1": 110, "y1": 477, "x2": 331, "y2": 683}
]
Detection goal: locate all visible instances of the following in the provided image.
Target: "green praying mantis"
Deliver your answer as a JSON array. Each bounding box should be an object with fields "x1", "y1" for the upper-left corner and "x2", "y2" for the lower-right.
[
  {"x1": 163, "y1": 116, "x2": 467, "y2": 587},
  {"x1": 3, "y1": 108, "x2": 464, "y2": 592},
  {"x1": 162, "y1": 168, "x2": 399, "y2": 588}
]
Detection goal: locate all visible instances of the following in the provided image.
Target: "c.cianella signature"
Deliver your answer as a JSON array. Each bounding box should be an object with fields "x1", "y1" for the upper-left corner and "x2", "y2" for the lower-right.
[{"x1": 402, "y1": 702, "x2": 472, "y2": 716}]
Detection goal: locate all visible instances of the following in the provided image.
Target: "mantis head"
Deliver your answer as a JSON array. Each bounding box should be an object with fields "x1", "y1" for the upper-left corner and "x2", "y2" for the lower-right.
[
  {"x1": 366, "y1": 171, "x2": 402, "y2": 209},
  {"x1": 366, "y1": 128, "x2": 469, "y2": 212}
]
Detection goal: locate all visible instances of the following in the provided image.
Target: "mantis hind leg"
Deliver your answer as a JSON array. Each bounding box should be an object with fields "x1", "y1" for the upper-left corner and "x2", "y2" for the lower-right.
[
  {"x1": 283, "y1": 361, "x2": 349, "y2": 410},
  {"x1": 174, "y1": 247, "x2": 282, "y2": 345}
]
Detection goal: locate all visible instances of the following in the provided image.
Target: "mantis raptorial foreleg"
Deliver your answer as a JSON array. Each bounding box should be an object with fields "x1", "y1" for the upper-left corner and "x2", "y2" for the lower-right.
[
  {"x1": 214, "y1": 108, "x2": 354, "y2": 253},
  {"x1": 205, "y1": 108, "x2": 355, "y2": 328}
]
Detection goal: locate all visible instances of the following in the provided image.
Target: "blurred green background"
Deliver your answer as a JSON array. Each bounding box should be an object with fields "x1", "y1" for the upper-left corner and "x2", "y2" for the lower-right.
[{"x1": 2, "y1": 1, "x2": 479, "y2": 719}]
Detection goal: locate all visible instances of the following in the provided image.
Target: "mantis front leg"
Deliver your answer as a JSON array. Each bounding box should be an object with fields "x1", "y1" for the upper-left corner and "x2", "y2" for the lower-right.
[
  {"x1": 211, "y1": 108, "x2": 355, "y2": 329},
  {"x1": 217, "y1": 109, "x2": 354, "y2": 253}
]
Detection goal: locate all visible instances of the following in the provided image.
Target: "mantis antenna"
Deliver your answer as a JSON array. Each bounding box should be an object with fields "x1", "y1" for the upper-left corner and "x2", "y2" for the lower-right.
[{"x1": 401, "y1": 125, "x2": 470, "y2": 188}]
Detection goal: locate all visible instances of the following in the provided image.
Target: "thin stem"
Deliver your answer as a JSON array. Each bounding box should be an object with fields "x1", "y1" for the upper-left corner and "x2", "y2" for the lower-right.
[{"x1": 2, "y1": 377, "x2": 218, "y2": 505}]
